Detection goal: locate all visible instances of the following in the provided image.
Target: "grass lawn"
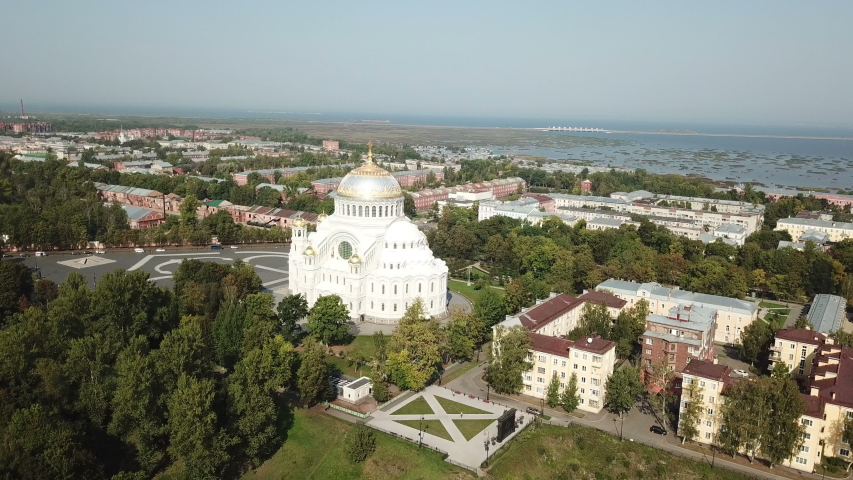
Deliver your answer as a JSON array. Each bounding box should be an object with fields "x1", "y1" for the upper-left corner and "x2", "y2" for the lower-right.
[
  {"x1": 326, "y1": 355, "x2": 374, "y2": 378},
  {"x1": 447, "y1": 279, "x2": 503, "y2": 306},
  {"x1": 391, "y1": 397, "x2": 434, "y2": 415},
  {"x1": 442, "y1": 360, "x2": 482, "y2": 384},
  {"x1": 395, "y1": 419, "x2": 454, "y2": 441},
  {"x1": 242, "y1": 409, "x2": 470, "y2": 480},
  {"x1": 759, "y1": 301, "x2": 787, "y2": 309},
  {"x1": 347, "y1": 335, "x2": 377, "y2": 360},
  {"x1": 434, "y1": 396, "x2": 491, "y2": 415},
  {"x1": 452, "y1": 419, "x2": 495, "y2": 440},
  {"x1": 486, "y1": 423, "x2": 754, "y2": 480}
]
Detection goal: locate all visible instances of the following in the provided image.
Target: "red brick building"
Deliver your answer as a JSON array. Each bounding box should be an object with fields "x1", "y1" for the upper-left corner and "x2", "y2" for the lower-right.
[
  {"x1": 521, "y1": 194, "x2": 556, "y2": 212},
  {"x1": 580, "y1": 179, "x2": 593, "y2": 192},
  {"x1": 322, "y1": 140, "x2": 340, "y2": 152},
  {"x1": 409, "y1": 177, "x2": 527, "y2": 212},
  {"x1": 641, "y1": 304, "x2": 716, "y2": 378}
]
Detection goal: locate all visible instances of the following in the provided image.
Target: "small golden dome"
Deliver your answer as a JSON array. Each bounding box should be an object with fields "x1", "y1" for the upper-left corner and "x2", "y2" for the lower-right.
[
  {"x1": 303, "y1": 245, "x2": 316, "y2": 256},
  {"x1": 317, "y1": 213, "x2": 328, "y2": 222},
  {"x1": 293, "y1": 217, "x2": 307, "y2": 228},
  {"x1": 349, "y1": 253, "x2": 363, "y2": 264}
]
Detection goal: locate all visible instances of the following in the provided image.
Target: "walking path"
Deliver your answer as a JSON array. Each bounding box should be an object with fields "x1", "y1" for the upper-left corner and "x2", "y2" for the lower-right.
[{"x1": 366, "y1": 385, "x2": 531, "y2": 470}]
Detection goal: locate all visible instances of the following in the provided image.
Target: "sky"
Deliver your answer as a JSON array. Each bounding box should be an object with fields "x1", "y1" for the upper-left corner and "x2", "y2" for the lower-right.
[{"x1": 1, "y1": 0, "x2": 852, "y2": 127}]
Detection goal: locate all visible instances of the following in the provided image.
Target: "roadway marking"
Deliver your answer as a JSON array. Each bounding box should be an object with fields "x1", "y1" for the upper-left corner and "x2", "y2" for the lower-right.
[
  {"x1": 127, "y1": 252, "x2": 221, "y2": 271},
  {"x1": 262, "y1": 278, "x2": 290, "y2": 287},
  {"x1": 236, "y1": 250, "x2": 290, "y2": 255},
  {"x1": 253, "y1": 265, "x2": 288, "y2": 274},
  {"x1": 241, "y1": 254, "x2": 289, "y2": 263}
]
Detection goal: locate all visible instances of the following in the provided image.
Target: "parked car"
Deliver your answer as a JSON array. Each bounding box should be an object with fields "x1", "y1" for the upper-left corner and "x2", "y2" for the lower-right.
[
  {"x1": 134, "y1": 248, "x2": 145, "y2": 253},
  {"x1": 210, "y1": 244, "x2": 222, "y2": 250},
  {"x1": 650, "y1": 425, "x2": 667, "y2": 436},
  {"x1": 95, "y1": 250, "x2": 106, "y2": 254},
  {"x1": 732, "y1": 369, "x2": 749, "y2": 378},
  {"x1": 230, "y1": 245, "x2": 239, "y2": 249},
  {"x1": 19, "y1": 253, "x2": 29, "y2": 257},
  {"x1": 155, "y1": 248, "x2": 166, "y2": 252},
  {"x1": 70, "y1": 251, "x2": 80, "y2": 255},
  {"x1": 84, "y1": 250, "x2": 92, "y2": 255},
  {"x1": 525, "y1": 407, "x2": 541, "y2": 416},
  {"x1": 35, "y1": 251, "x2": 47, "y2": 257}
]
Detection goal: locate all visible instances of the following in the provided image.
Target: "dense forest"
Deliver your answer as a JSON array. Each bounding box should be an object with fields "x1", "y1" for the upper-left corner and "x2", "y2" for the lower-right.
[{"x1": 0, "y1": 258, "x2": 311, "y2": 479}]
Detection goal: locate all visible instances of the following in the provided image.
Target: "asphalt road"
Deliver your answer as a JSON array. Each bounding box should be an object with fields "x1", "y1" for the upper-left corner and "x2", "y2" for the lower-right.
[{"x1": 10, "y1": 245, "x2": 291, "y2": 293}]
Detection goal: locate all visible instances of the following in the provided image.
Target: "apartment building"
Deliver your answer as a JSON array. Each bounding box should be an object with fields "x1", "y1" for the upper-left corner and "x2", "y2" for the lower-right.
[
  {"x1": 408, "y1": 178, "x2": 526, "y2": 212},
  {"x1": 678, "y1": 359, "x2": 733, "y2": 444},
  {"x1": 775, "y1": 217, "x2": 853, "y2": 243},
  {"x1": 524, "y1": 332, "x2": 617, "y2": 413},
  {"x1": 642, "y1": 305, "x2": 716, "y2": 373},
  {"x1": 769, "y1": 328, "x2": 827, "y2": 379},
  {"x1": 597, "y1": 279, "x2": 758, "y2": 344},
  {"x1": 502, "y1": 291, "x2": 627, "y2": 338}
]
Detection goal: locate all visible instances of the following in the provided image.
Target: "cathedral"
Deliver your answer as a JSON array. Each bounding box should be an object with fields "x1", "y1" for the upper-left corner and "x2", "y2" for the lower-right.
[{"x1": 288, "y1": 143, "x2": 449, "y2": 324}]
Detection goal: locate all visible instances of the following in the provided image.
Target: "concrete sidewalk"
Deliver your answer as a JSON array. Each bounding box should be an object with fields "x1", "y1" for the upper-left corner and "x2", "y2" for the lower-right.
[{"x1": 366, "y1": 385, "x2": 528, "y2": 470}]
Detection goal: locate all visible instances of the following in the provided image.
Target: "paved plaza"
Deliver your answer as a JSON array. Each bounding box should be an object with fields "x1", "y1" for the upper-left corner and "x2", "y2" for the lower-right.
[{"x1": 367, "y1": 385, "x2": 532, "y2": 469}]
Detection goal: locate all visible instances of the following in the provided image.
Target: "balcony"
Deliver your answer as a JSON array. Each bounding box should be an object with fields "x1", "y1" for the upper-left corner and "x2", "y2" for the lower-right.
[
  {"x1": 769, "y1": 352, "x2": 782, "y2": 362},
  {"x1": 770, "y1": 344, "x2": 783, "y2": 352}
]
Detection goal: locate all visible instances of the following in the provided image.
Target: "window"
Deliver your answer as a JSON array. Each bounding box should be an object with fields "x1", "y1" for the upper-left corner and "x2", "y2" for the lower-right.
[
  {"x1": 801, "y1": 346, "x2": 807, "y2": 358},
  {"x1": 524, "y1": 375, "x2": 532, "y2": 381},
  {"x1": 418, "y1": 284, "x2": 422, "y2": 293},
  {"x1": 381, "y1": 285, "x2": 385, "y2": 294},
  {"x1": 580, "y1": 388, "x2": 585, "y2": 394},
  {"x1": 538, "y1": 355, "x2": 546, "y2": 362},
  {"x1": 711, "y1": 384, "x2": 717, "y2": 391},
  {"x1": 561, "y1": 360, "x2": 567, "y2": 367},
  {"x1": 589, "y1": 400, "x2": 599, "y2": 408},
  {"x1": 790, "y1": 343, "x2": 795, "y2": 349},
  {"x1": 802, "y1": 419, "x2": 813, "y2": 427},
  {"x1": 525, "y1": 385, "x2": 531, "y2": 391},
  {"x1": 669, "y1": 343, "x2": 676, "y2": 351},
  {"x1": 804, "y1": 433, "x2": 811, "y2": 440},
  {"x1": 574, "y1": 352, "x2": 579, "y2": 358},
  {"x1": 668, "y1": 354, "x2": 675, "y2": 361},
  {"x1": 581, "y1": 377, "x2": 586, "y2": 383},
  {"x1": 726, "y1": 325, "x2": 730, "y2": 332},
  {"x1": 591, "y1": 378, "x2": 601, "y2": 386},
  {"x1": 535, "y1": 386, "x2": 543, "y2": 393},
  {"x1": 582, "y1": 354, "x2": 587, "y2": 360},
  {"x1": 592, "y1": 356, "x2": 602, "y2": 363},
  {"x1": 795, "y1": 457, "x2": 808, "y2": 465},
  {"x1": 393, "y1": 304, "x2": 397, "y2": 312},
  {"x1": 591, "y1": 389, "x2": 600, "y2": 397},
  {"x1": 537, "y1": 377, "x2": 545, "y2": 384},
  {"x1": 573, "y1": 364, "x2": 578, "y2": 370},
  {"x1": 394, "y1": 285, "x2": 397, "y2": 294},
  {"x1": 842, "y1": 449, "x2": 851, "y2": 458},
  {"x1": 537, "y1": 367, "x2": 546, "y2": 374},
  {"x1": 560, "y1": 372, "x2": 566, "y2": 379},
  {"x1": 789, "y1": 354, "x2": 794, "y2": 360},
  {"x1": 560, "y1": 382, "x2": 565, "y2": 389},
  {"x1": 553, "y1": 358, "x2": 559, "y2": 365},
  {"x1": 706, "y1": 408, "x2": 714, "y2": 415},
  {"x1": 684, "y1": 378, "x2": 692, "y2": 385},
  {"x1": 708, "y1": 396, "x2": 715, "y2": 404},
  {"x1": 706, "y1": 420, "x2": 713, "y2": 427},
  {"x1": 582, "y1": 366, "x2": 587, "y2": 372},
  {"x1": 645, "y1": 338, "x2": 653, "y2": 345},
  {"x1": 645, "y1": 349, "x2": 652, "y2": 355},
  {"x1": 381, "y1": 303, "x2": 385, "y2": 311},
  {"x1": 699, "y1": 381, "x2": 706, "y2": 387},
  {"x1": 799, "y1": 445, "x2": 810, "y2": 453},
  {"x1": 705, "y1": 432, "x2": 712, "y2": 439}
]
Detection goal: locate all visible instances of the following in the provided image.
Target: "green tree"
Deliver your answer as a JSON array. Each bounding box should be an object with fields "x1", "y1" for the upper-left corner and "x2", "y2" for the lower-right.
[
  {"x1": 793, "y1": 315, "x2": 813, "y2": 329},
  {"x1": 228, "y1": 335, "x2": 295, "y2": 463},
  {"x1": 166, "y1": 374, "x2": 229, "y2": 478},
  {"x1": 0, "y1": 260, "x2": 35, "y2": 320},
  {"x1": 344, "y1": 424, "x2": 376, "y2": 463},
  {"x1": 276, "y1": 293, "x2": 308, "y2": 342},
  {"x1": 604, "y1": 366, "x2": 643, "y2": 417},
  {"x1": 567, "y1": 302, "x2": 613, "y2": 341},
  {"x1": 373, "y1": 331, "x2": 387, "y2": 363},
  {"x1": 545, "y1": 373, "x2": 561, "y2": 408},
  {"x1": 739, "y1": 319, "x2": 774, "y2": 366},
  {"x1": 180, "y1": 195, "x2": 201, "y2": 228},
  {"x1": 843, "y1": 418, "x2": 853, "y2": 471},
  {"x1": 474, "y1": 288, "x2": 507, "y2": 332},
  {"x1": 306, "y1": 295, "x2": 350, "y2": 345},
  {"x1": 678, "y1": 381, "x2": 703, "y2": 444},
  {"x1": 486, "y1": 325, "x2": 532, "y2": 394},
  {"x1": 297, "y1": 341, "x2": 329, "y2": 406},
  {"x1": 389, "y1": 300, "x2": 445, "y2": 390},
  {"x1": 370, "y1": 369, "x2": 389, "y2": 402},
  {"x1": 561, "y1": 372, "x2": 580, "y2": 413},
  {"x1": 213, "y1": 302, "x2": 247, "y2": 370}
]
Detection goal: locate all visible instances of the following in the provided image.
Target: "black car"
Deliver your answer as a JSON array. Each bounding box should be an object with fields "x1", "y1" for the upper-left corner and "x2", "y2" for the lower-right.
[
  {"x1": 650, "y1": 425, "x2": 667, "y2": 436},
  {"x1": 525, "y1": 407, "x2": 541, "y2": 416},
  {"x1": 70, "y1": 251, "x2": 80, "y2": 255},
  {"x1": 84, "y1": 251, "x2": 92, "y2": 255},
  {"x1": 19, "y1": 253, "x2": 29, "y2": 257}
]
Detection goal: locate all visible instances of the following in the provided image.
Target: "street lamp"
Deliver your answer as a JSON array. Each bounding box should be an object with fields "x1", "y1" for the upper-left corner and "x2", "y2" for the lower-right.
[
  {"x1": 419, "y1": 415, "x2": 424, "y2": 449},
  {"x1": 483, "y1": 430, "x2": 491, "y2": 466},
  {"x1": 486, "y1": 383, "x2": 490, "y2": 402}
]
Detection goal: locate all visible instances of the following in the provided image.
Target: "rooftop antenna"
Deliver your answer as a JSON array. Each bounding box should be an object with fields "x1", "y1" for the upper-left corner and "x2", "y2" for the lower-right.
[{"x1": 20, "y1": 99, "x2": 24, "y2": 118}]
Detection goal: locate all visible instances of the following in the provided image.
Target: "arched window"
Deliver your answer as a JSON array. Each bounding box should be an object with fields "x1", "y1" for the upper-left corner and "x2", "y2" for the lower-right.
[
  {"x1": 405, "y1": 284, "x2": 409, "y2": 294},
  {"x1": 418, "y1": 283, "x2": 422, "y2": 293},
  {"x1": 393, "y1": 285, "x2": 397, "y2": 294},
  {"x1": 385, "y1": 206, "x2": 389, "y2": 216},
  {"x1": 431, "y1": 282, "x2": 434, "y2": 292},
  {"x1": 371, "y1": 283, "x2": 374, "y2": 293},
  {"x1": 346, "y1": 205, "x2": 350, "y2": 215},
  {"x1": 402, "y1": 243, "x2": 406, "y2": 249},
  {"x1": 394, "y1": 303, "x2": 398, "y2": 312},
  {"x1": 397, "y1": 263, "x2": 400, "y2": 269},
  {"x1": 359, "y1": 206, "x2": 363, "y2": 216},
  {"x1": 381, "y1": 285, "x2": 385, "y2": 294},
  {"x1": 394, "y1": 243, "x2": 397, "y2": 249},
  {"x1": 381, "y1": 303, "x2": 385, "y2": 311},
  {"x1": 372, "y1": 206, "x2": 376, "y2": 217},
  {"x1": 371, "y1": 301, "x2": 374, "y2": 309},
  {"x1": 430, "y1": 301, "x2": 434, "y2": 309}
]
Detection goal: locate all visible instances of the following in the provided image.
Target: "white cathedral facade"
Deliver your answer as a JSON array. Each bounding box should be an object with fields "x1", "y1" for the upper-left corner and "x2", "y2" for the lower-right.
[{"x1": 288, "y1": 145, "x2": 449, "y2": 324}]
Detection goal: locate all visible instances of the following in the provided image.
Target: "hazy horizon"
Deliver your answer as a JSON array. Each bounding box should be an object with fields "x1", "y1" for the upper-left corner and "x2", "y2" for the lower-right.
[{"x1": 2, "y1": 1, "x2": 852, "y2": 128}]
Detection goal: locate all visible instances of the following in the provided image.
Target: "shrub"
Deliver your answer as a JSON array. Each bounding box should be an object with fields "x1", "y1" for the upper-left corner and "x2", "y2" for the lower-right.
[{"x1": 344, "y1": 425, "x2": 376, "y2": 463}]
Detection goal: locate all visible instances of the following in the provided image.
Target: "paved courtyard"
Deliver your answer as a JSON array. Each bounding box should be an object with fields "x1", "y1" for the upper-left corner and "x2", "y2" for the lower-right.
[{"x1": 367, "y1": 385, "x2": 532, "y2": 469}]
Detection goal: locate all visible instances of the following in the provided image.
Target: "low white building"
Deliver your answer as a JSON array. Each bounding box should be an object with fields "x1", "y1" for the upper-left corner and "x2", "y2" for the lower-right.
[
  {"x1": 775, "y1": 217, "x2": 853, "y2": 243},
  {"x1": 334, "y1": 377, "x2": 373, "y2": 404}
]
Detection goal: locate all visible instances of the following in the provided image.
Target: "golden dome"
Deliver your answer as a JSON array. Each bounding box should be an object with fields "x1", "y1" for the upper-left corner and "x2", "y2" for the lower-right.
[
  {"x1": 303, "y1": 245, "x2": 316, "y2": 256},
  {"x1": 336, "y1": 141, "x2": 402, "y2": 200},
  {"x1": 293, "y1": 216, "x2": 307, "y2": 228},
  {"x1": 317, "y1": 213, "x2": 328, "y2": 222},
  {"x1": 349, "y1": 253, "x2": 363, "y2": 264}
]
